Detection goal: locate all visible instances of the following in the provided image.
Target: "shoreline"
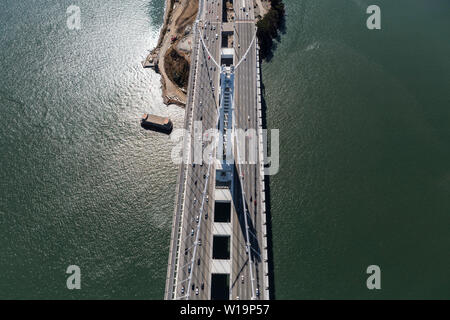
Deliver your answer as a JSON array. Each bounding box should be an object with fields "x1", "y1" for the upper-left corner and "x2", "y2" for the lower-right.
[{"x1": 143, "y1": 0, "x2": 197, "y2": 107}]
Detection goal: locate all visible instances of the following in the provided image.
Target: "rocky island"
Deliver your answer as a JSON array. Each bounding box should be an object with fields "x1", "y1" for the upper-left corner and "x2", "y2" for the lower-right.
[{"x1": 143, "y1": 0, "x2": 283, "y2": 107}]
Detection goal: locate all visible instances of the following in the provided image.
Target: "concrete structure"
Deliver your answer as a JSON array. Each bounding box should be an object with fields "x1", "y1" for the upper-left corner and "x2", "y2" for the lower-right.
[{"x1": 165, "y1": 0, "x2": 269, "y2": 300}]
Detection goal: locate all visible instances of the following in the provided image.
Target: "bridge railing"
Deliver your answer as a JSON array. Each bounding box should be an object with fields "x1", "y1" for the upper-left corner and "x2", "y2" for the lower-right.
[{"x1": 255, "y1": 37, "x2": 270, "y2": 300}]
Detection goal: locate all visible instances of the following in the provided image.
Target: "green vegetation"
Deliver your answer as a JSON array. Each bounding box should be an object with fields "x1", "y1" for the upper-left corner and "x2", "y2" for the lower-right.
[
  {"x1": 256, "y1": 0, "x2": 285, "y2": 59},
  {"x1": 165, "y1": 48, "x2": 190, "y2": 90}
]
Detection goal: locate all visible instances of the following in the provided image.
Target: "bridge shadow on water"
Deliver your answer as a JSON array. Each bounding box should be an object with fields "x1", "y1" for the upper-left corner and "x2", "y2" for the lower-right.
[{"x1": 259, "y1": 65, "x2": 276, "y2": 300}]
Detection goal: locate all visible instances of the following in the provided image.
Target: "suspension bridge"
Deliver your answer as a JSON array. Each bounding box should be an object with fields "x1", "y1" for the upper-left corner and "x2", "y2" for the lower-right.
[{"x1": 164, "y1": 0, "x2": 270, "y2": 300}]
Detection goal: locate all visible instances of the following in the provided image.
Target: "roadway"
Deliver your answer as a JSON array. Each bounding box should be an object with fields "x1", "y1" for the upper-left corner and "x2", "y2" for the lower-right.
[
  {"x1": 174, "y1": 0, "x2": 223, "y2": 300},
  {"x1": 166, "y1": 0, "x2": 266, "y2": 300},
  {"x1": 231, "y1": 0, "x2": 264, "y2": 300}
]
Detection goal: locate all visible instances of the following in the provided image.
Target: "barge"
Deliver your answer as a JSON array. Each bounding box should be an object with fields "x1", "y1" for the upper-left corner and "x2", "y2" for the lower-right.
[{"x1": 141, "y1": 114, "x2": 173, "y2": 134}]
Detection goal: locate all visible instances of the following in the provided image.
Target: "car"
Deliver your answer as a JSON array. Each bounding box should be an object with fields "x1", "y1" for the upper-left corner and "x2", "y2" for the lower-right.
[
  {"x1": 198, "y1": 239, "x2": 202, "y2": 246},
  {"x1": 215, "y1": 33, "x2": 218, "y2": 39},
  {"x1": 196, "y1": 215, "x2": 199, "y2": 223},
  {"x1": 256, "y1": 288, "x2": 260, "y2": 297},
  {"x1": 201, "y1": 282, "x2": 205, "y2": 290},
  {"x1": 181, "y1": 286, "x2": 185, "y2": 294},
  {"x1": 191, "y1": 228, "x2": 194, "y2": 236},
  {"x1": 195, "y1": 287, "x2": 199, "y2": 295},
  {"x1": 197, "y1": 258, "x2": 201, "y2": 265},
  {"x1": 241, "y1": 275, "x2": 244, "y2": 284},
  {"x1": 188, "y1": 265, "x2": 191, "y2": 274}
]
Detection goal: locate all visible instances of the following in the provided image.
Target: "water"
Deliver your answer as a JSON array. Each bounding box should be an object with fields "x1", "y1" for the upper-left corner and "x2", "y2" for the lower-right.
[
  {"x1": 1, "y1": 0, "x2": 449, "y2": 299},
  {"x1": 265, "y1": 0, "x2": 450, "y2": 299},
  {"x1": 0, "y1": 0, "x2": 182, "y2": 299}
]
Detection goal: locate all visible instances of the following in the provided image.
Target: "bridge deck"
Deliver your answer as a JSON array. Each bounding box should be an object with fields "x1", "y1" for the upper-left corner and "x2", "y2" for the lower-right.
[{"x1": 165, "y1": 0, "x2": 269, "y2": 300}]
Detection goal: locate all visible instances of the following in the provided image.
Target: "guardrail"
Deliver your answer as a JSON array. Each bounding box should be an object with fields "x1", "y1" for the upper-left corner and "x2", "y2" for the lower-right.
[{"x1": 256, "y1": 38, "x2": 270, "y2": 300}]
